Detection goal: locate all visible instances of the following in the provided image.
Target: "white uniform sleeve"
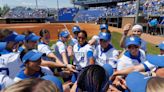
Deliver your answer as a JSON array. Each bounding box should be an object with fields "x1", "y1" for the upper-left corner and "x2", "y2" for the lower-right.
[
  {"x1": 142, "y1": 61, "x2": 156, "y2": 71},
  {"x1": 117, "y1": 56, "x2": 133, "y2": 70},
  {"x1": 112, "y1": 49, "x2": 119, "y2": 59},
  {"x1": 38, "y1": 44, "x2": 52, "y2": 55},
  {"x1": 0, "y1": 75, "x2": 14, "y2": 90},
  {"x1": 56, "y1": 42, "x2": 66, "y2": 54},
  {"x1": 88, "y1": 35, "x2": 99, "y2": 44},
  {"x1": 13, "y1": 77, "x2": 22, "y2": 83}
]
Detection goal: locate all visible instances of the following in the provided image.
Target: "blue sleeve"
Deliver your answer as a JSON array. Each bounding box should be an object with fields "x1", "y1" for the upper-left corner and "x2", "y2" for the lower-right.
[
  {"x1": 142, "y1": 63, "x2": 150, "y2": 72},
  {"x1": 87, "y1": 51, "x2": 93, "y2": 59}
]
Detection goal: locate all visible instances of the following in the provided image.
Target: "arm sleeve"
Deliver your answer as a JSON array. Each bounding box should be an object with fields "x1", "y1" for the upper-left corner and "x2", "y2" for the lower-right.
[
  {"x1": 57, "y1": 43, "x2": 66, "y2": 54},
  {"x1": 41, "y1": 46, "x2": 52, "y2": 55},
  {"x1": 142, "y1": 61, "x2": 155, "y2": 72}
]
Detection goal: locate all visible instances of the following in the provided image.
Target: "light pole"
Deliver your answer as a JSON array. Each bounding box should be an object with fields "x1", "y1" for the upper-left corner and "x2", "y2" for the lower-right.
[
  {"x1": 35, "y1": 0, "x2": 38, "y2": 9},
  {"x1": 135, "y1": 0, "x2": 140, "y2": 24},
  {"x1": 57, "y1": 0, "x2": 59, "y2": 21}
]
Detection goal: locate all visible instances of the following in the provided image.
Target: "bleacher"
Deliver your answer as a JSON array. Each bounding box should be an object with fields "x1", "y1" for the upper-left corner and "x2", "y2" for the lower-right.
[
  {"x1": 73, "y1": 8, "x2": 106, "y2": 22},
  {"x1": 4, "y1": 6, "x2": 48, "y2": 19},
  {"x1": 58, "y1": 8, "x2": 79, "y2": 22}
]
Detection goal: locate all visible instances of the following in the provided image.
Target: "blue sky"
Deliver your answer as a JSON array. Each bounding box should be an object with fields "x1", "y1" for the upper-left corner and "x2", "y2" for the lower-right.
[{"x1": 0, "y1": 0, "x2": 73, "y2": 8}]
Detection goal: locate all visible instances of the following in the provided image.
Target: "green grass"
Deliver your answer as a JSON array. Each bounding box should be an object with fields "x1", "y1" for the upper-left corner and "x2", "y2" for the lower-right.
[{"x1": 49, "y1": 32, "x2": 160, "y2": 55}]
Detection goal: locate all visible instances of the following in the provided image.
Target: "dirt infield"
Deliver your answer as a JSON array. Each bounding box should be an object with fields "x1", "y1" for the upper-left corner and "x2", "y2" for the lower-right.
[{"x1": 0, "y1": 23, "x2": 163, "y2": 44}]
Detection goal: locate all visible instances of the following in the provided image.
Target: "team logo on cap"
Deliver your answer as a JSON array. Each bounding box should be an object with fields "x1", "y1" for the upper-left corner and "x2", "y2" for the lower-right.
[
  {"x1": 102, "y1": 24, "x2": 106, "y2": 27},
  {"x1": 130, "y1": 37, "x2": 135, "y2": 41},
  {"x1": 102, "y1": 33, "x2": 106, "y2": 36}
]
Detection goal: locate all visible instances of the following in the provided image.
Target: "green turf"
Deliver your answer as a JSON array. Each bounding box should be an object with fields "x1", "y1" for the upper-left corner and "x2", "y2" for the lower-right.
[{"x1": 49, "y1": 32, "x2": 160, "y2": 55}]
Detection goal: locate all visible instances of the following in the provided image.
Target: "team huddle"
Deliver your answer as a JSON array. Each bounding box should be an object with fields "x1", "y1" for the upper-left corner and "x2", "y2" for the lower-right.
[{"x1": 0, "y1": 24, "x2": 164, "y2": 92}]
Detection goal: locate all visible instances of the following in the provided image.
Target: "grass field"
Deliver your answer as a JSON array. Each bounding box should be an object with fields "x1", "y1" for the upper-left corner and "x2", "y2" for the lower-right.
[{"x1": 50, "y1": 32, "x2": 160, "y2": 55}]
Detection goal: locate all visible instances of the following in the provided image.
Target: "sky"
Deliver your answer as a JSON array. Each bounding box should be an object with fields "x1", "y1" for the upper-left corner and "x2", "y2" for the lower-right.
[{"x1": 0, "y1": 0, "x2": 74, "y2": 8}]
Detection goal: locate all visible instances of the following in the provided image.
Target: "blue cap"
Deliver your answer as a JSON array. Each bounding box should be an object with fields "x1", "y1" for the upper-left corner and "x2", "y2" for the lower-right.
[
  {"x1": 2, "y1": 32, "x2": 25, "y2": 42},
  {"x1": 59, "y1": 30, "x2": 69, "y2": 37},
  {"x1": 100, "y1": 24, "x2": 108, "y2": 30},
  {"x1": 72, "y1": 26, "x2": 80, "y2": 33},
  {"x1": 147, "y1": 54, "x2": 164, "y2": 67},
  {"x1": 22, "y1": 50, "x2": 43, "y2": 63},
  {"x1": 0, "y1": 42, "x2": 6, "y2": 51},
  {"x1": 103, "y1": 64, "x2": 114, "y2": 77},
  {"x1": 99, "y1": 32, "x2": 111, "y2": 41},
  {"x1": 156, "y1": 41, "x2": 164, "y2": 50},
  {"x1": 42, "y1": 75, "x2": 63, "y2": 92},
  {"x1": 126, "y1": 72, "x2": 150, "y2": 92},
  {"x1": 25, "y1": 33, "x2": 40, "y2": 41},
  {"x1": 125, "y1": 36, "x2": 141, "y2": 47}
]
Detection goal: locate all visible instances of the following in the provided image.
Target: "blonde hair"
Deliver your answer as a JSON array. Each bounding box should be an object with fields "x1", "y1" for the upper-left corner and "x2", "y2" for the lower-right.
[
  {"x1": 2, "y1": 78, "x2": 59, "y2": 92},
  {"x1": 146, "y1": 77, "x2": 164, "y2": 92}
]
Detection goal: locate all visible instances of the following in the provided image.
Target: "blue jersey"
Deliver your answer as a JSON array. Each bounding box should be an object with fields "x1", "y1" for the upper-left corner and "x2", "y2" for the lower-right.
[{"x1": 14, "y1": 66, "x2": 53, "y2": 82}]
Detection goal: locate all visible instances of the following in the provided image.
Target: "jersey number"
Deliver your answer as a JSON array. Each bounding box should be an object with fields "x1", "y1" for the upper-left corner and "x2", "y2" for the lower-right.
[{"x1": 0, "y1": 68, "x2": 9, "y2": 76}]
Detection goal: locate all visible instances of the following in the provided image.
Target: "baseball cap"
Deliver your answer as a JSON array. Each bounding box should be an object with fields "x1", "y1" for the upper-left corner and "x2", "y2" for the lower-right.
[
  {"x1": 72, "y1": 26, "x2": 81, "y2": 33},
  {"x1": 147, "y1": 54, "x2": 164, "y2": 67},
  {"x1": 132, "y1": 24, "x2": 143, "y2": 32},
  {"x1": 126, "y1": 72, "x2": 150, "y2": 92},
  {"x1": 59, "y1": 30, "x2": 69, "y2": 38},
  {"x1": 156, "y1": 41, "x2": 164, "y2": 50},
  {"x1": 22, "y1": 49, "x2": 43, "y2": 63},
  {"x1": 125, "y1": 36, "x2": 141, "y2": 47},
  {"x1": 100, "y1": 24, "x2": 108, "y2": 30},
  {"x1": 99, "y1": 32, "x2": 111, "y2": 41},
  {"x1": 102, "y1": 64, "x2": 114, "y2": 77},
  {"x1": 42, "y1": 75, "x2": 63, "y2": 92},
  {"x1": 25, "y1": 33, "x2": 40, "y2": 41},
  {"x1": 2, "y1": 32, "x2": 25, "y2": 42},
  {"x1": 0, "y1": 42, "x2": 7, "y2": 51}
]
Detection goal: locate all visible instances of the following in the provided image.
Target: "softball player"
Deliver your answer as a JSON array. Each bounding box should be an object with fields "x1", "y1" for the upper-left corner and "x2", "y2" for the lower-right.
[
  {"x1": 14, "y1": 50, "x2": 53, "y2": 82},
  {"x1": 117, "y1": 36, "x2": 146, "y2": 71},
  {"x1": 94, "y1": 32, "x2": 119, "y2": 69},
  {"x1": 120, "y1": 24, "x2": 147, "y2": 52},
  {"x1": 88, "y1": 24, "x2": 111, "y2": 49},
  {"x1": 113, "y1": 41, "x2": 164, "y2": 77},
  {"x1": 67, "y1": 25, "x2": 81, "y2": 57},
  {"x1": 73, "y1": 30, "x2": 94, "y2": 70},
  {"x1": 55, "y1": 30, "x2": 70, "y2": 65},
  {"x1": 0, "y1": 42, "x2": 14, "y2": 90},
  {"x1": 69, "y1": 25, "x2": 81, "y2": 46},
  {"x1": 0, "y1": 29, "x2": 25, "y2": 79},
  {"x1": 18, "y1": 31, "x2": 40, "y2": 60}
]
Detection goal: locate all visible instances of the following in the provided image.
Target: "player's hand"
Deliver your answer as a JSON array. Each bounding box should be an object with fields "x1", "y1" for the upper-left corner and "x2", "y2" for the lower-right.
[
  {"x1": 63, "y1": 81, "x2": 73, "y2": 92},
  {"x1": 123, "y1": 23, "x2": 131, "y2": 36},
  {"x1": 112, "y1": 76, "x2": 127, "y2": 90},
  {"x1": 107, "y1": 85, "x2": 121, "y2": 92},
  {"x1": 66, "y1": 64, "x2": 78, "y2": 73}
]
